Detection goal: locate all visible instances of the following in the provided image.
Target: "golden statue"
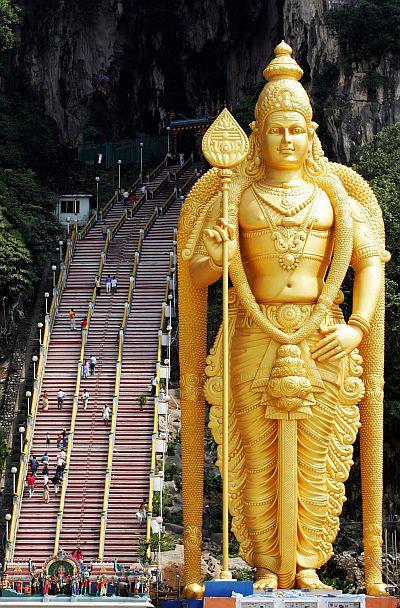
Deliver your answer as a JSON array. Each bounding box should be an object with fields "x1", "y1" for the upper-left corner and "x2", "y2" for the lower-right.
[{"x1": 178, "y1": 41, "x2": 389, "y2": 597}]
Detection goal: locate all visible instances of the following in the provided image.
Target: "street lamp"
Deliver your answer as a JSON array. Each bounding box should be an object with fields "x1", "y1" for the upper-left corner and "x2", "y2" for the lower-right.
[
  {"x1": 51, "y1": 265, "x2": 57, "y2": 289},
  {"x1": 117, "y1": 160, "x2": 122, "y2": 192},
  {"x1": 58, "y1": 240, "x2": 63, "y2": 264},
  {"x1": 5, "y1": 514, "x2": 11, "y2": 542},
  {"x1": 11, "y1": 467, "x2": 17, "y2": 494},
  {"x1": 18, "y1": 426, "x2": 25, "y2": 453},
  {"x1": 44, "y1": 292, "x2": 50, "y2": 315},
  {"x1": 26, "y1": 390, "x2": 32, "y2": 415},
  {"x1": 139, "y1": 142, "x2": 144, "y2": 176},
  {"x1": 95, "y1": 176, "x2": 100, "y2": 211},
  {"x1": 37, "y1": 322, "x2": 43, "y2": 345},
  {"x1": 66, "y1": 216, "x2": 71, "y2": 236},
  {"x1": 32, "y1": 353, "x2": 38, "y2": 377},
  {"x1": 2, "y1": 296, "x2": 6, "y2": 333},
  {"x1": 166, "y1": 126, "x2": 171, "y2": 153}
]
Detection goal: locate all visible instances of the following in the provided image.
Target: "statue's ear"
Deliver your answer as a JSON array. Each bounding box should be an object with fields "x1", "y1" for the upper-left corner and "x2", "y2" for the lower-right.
[{"x1": 311, "y1": 121, "x2": 319, "y2": 132}]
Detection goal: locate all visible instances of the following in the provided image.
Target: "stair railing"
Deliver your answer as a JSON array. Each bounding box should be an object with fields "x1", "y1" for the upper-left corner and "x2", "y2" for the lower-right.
[
  {"x1": 148, "y1": 159, "x2": 167, "y2": 182},
  {"x1": 145, "y1": 243, "x2": 175, "y2": 553},
  {"x1": 53, "y1": 229, "x2": 111, "y2": 555},
  {"x1": 4, "y1": 225, "x2": 78, "y2": 564},
  {"x1": 174, "y1": 156, "x2": 193, "y2": 180}
]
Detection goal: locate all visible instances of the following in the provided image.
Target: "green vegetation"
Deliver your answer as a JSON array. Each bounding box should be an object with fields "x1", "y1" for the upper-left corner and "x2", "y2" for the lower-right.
[
  {"x1": 0, "y1": 0, "x2": 21, "y2": 51},
  {"x1": 326, "y1": 0, "x2": 400, "y2": 62},
  {"x1": 138, "y1": 532, "x2": 177, "y2": 564},
  {"x1": 0, "y1": 428, "x2": 9, "y2": 476},
  {"x1": 0, "y1": 95, "x2": 59, "y2": 303},
  {"x1": 354, "y1": 124, "x2": 400, "y2": 421},
  {"x1": 312, "y1": 63, "x2": 341, "y2": 158},
  {"x1": 233, "y1": 82, "x2": 264, "y2": 134},
  {"x1": 361, "y1": 70, "x2": 387, "y2": 101}
]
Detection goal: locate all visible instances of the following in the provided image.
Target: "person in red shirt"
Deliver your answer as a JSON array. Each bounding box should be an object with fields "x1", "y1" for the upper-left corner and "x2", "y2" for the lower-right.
[
  {"x1": 26, "y1": 473, "x2": 36, "y2": 498},
  {"x1": 80, "y1": 317, "x2": 87, "y2": 335}
]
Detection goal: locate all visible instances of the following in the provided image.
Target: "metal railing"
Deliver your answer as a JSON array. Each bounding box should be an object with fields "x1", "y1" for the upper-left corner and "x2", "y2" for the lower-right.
[
  {"x1": 148, "y1": 159, "x2": 167, "y2": 182},
  {"x1": 4, "y1": 225, "x2": 78, "y2": 564}
]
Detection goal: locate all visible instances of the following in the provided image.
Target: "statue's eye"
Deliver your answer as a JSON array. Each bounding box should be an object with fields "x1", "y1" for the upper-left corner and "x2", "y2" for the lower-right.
[
  {"x1": 269, "y1": 127, "x2": 281, "y2": 134},
  {"x1": 292, "y1": 126, "x2": 304, "y2": 134}
]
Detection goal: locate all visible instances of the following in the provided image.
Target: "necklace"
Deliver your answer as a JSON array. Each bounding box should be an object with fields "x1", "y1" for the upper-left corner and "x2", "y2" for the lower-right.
[
  {"x1": 253, "y1": 186, "x2": 319, "y2": 271},
  {"x1": 253, "y1": 183, "x2": 317, "y2": 217}
]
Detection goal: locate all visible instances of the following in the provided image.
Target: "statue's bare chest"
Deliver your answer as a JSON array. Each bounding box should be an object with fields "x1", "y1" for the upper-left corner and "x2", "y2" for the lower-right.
[{"x1": 239, "y1": 186, "x2": 334, "y2": 232}]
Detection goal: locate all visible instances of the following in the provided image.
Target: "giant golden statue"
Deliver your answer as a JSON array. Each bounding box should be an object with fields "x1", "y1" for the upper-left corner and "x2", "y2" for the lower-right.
[{"x1": 178, "y1": 42, "x2": 389, "y2": 597}]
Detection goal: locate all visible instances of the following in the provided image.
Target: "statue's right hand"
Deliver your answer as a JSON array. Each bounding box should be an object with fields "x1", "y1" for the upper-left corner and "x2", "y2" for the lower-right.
[{"x1": 203, "y1": 217, "x2": 237, "y2": 267}]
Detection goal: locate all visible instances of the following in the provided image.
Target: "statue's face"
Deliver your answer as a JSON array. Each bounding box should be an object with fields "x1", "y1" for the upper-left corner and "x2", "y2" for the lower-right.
[{"x1": 260, "y1": 111, "x2": 309, "y2": 172}]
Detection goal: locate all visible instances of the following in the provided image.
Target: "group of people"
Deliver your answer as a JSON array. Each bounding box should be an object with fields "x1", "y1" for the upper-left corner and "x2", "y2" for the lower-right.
[
  {"x1": 82, "y1": 355, "x2": 97, "y2": 378},
  {"x1": 69, "y1": 308, "x2": 88, "y2": 335},
  {"x1": 95, "y1": 275, "x2": 118, "y2": 296},
  {"x1": 122, "y1": 189, "x2": 138, "y2": 206},
  {"x1": 165, "y1": 151, "x2": 185, "y2": 167},
  {"x1": 26, "y1": 439, "x2": 67, "y2": 503}
]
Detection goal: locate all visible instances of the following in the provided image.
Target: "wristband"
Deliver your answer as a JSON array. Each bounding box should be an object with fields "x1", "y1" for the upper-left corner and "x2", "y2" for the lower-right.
[
  {"x1": 208, "y1": 257, "x2": 223, "y2": 273},
  {"x1": 348, "y1": 314, "x2": 370, "y2": 335}
]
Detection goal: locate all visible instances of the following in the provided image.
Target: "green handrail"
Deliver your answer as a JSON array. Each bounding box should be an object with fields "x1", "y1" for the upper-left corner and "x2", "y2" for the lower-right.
[{"x1": 5, "y1": 225, "x2": 78, "y2": 564}]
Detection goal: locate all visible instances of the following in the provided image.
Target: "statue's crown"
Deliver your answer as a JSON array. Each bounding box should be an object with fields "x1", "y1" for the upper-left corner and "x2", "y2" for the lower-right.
[
  {"x1": 254, "y1": 40, "x2": 312, "y2": 127},
  {"x1": 263, "y1": 41, "x2": 304, "y2": 82}
]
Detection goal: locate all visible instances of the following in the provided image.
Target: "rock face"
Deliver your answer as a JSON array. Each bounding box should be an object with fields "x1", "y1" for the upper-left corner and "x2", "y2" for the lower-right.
[
  {"x1": 13, "y1": 0, "x2": 280, "y2": 145},
  {"x1": 10, "y1": 0, "x2": 400, "y2": 159},
  {"x1": 283, "y1": 0, "x2": 400, "y2": 161}
]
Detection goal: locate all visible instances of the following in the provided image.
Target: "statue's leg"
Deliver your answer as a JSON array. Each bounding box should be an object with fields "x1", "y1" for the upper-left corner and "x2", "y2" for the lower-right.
[
  {"x1": 295, "y1": 336, "x2": 360, "y2": 590},
  {"x1": 232, "y1": 327, "x2": 279, "y2": 583}
]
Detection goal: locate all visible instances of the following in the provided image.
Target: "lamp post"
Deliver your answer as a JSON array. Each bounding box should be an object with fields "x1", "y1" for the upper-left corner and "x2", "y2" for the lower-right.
[
  {"x1": 18, "y1": 426, "x2": 25, "y2": 453},
  {"x1": 26, "y1": 390, "x2": 32, "y2": 415},
  {"x1": 5, "y1": 514, "x2": 11, "y2": 542},
  {"x1": 51, "y1": 265, "x2": 57, "y2": 290},
  {"x1": 139, "y1": 142, "x2": 144, "y2": 176},
  {"x1": 58, "y1": 240, "x2": 63, "y2": 264},
  {"x1": 2, "y1": 296, "x2": 6, "y2": 333},
  {"x1": 166, "y1": 126, "x2": 171, "y2": 153},
  {"x1": 32, "y1": 354, "x2": 38, "y2": 377},
  {"x1": 11, "y1": 467, "x2": 17, "y2": 494},
  {"x1": 44, "y1": 292, "x2": 50, "y2": 315},
  {"x1": 66, "y1": 216, "x2": 71, "y2": 236},
  {"x1": 37, "y1": 322, "x2": 43, "y2": 345},
  {"x1": 95, "y1": 176, "x2": 100, "y2": 211},
  {"x1": 117, "y1": 160, "x2": 122, "y2": 192}
]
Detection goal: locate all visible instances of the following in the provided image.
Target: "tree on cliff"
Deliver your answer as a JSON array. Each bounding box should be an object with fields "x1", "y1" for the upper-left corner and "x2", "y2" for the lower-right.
[
  {"x1": 0, "y1": 0, "x2": 20, "y2": 51},
  {"x1": 355, "y1": 124, "x2": 400, "y2": 422}
]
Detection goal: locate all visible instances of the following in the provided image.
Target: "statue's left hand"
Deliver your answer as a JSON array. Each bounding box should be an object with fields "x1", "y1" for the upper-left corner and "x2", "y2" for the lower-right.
[{"x1": 311, "y1": 324, "x2": 363, "y2": 362}]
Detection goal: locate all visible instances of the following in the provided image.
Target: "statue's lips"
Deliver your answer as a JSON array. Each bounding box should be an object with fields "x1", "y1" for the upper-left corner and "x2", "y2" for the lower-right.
[{"x1": 278, "y1": 148, "x2": 295, "y2": 154}]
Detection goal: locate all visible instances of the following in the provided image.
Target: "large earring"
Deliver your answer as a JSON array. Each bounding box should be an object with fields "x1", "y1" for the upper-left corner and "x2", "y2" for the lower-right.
[
  {"x1": 245, "y1": 130, "x2": 264, "y2": 178},
  {"x1": 303, "y1": 132, "x2": 327, "y2": 179}
]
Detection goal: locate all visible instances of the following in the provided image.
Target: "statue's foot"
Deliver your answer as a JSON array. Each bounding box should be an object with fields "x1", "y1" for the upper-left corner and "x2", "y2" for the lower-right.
[
  {"x1": 182, "y1": 583, "x2": 205, "y2": 599},
  {"x1": 254, "y1": 568, "x2": 278, "y2": 590},
  {"x1": 296, "y1": 569, "x2": 333, "y2": 590},
  {"x1": 366, "y1": 583, "x2": 389, "y2": 596}
]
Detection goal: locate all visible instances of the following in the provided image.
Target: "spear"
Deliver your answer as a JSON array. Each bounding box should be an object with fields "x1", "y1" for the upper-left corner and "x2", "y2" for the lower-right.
[{"x1": 202, "y1": 108, "x2": 249, "y2": 578}]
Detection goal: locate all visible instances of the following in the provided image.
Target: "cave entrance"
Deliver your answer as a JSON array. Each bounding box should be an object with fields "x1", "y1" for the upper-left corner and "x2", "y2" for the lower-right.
[{"x1": 169, "y1": 116, "x2": 211, "y2": 161}]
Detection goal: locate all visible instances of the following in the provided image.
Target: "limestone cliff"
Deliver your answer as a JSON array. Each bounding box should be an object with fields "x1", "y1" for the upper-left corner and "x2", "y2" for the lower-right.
[
  {"x1": 10, "y1": 0, "x2": 400, "y2": 160},
  {"x1": 284, "y1": 0, "x2": 400, "y2": 161}
]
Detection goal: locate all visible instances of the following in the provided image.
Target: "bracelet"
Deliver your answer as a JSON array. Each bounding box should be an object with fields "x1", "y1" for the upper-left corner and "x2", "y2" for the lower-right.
[
  {"x1": 348, "y1": 314, "x2": 371, "y2": 335},
  {"x1": 208, "y1": 257, "x2": 223, "y2": 273}
]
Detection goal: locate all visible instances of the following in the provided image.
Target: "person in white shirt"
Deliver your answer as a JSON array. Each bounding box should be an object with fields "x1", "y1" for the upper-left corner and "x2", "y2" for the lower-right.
[
  {"x1": 81, "y1": 389, "x2": 90, "y2": 410},
  {"x1": 103, "y1": 405, "x2": 111, "y2": 425},
  {"x1": 111, "y1": 276, "x2": 118, "y2": 295},
  {"x1": 57, "y1": 389, "x2": 66, "y2": 410},
  {"x1": 89, "y1": 355, "x2": 97, "y2": 376}
]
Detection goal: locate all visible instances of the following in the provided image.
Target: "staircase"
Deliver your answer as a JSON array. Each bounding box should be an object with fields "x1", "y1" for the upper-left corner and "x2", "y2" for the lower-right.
[
  {"x1": 103, "y1": 193, "x2": 186, "y2": 561},
  {"x1": 10, "y1": 161, "x2": 197, "y2": 567}
]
